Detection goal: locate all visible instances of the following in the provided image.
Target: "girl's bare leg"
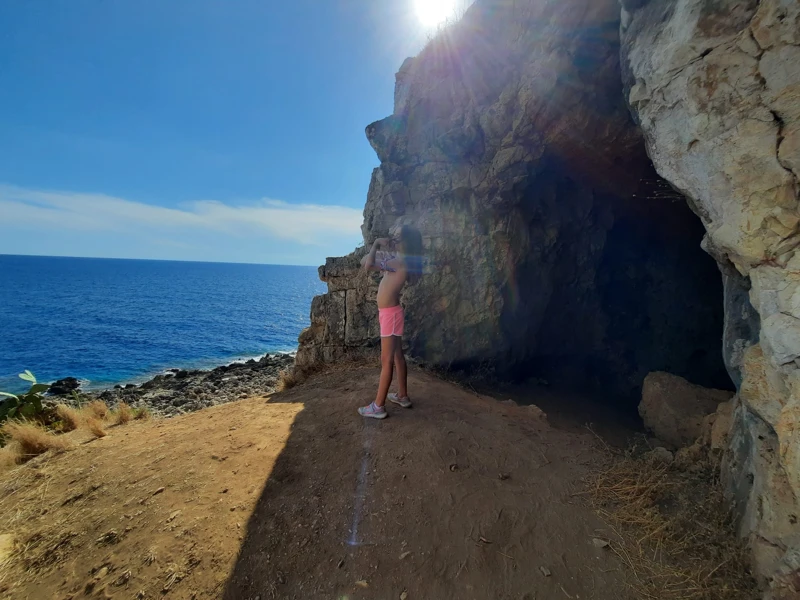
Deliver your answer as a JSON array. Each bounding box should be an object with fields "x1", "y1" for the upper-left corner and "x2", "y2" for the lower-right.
[
  {"x1": 393, "y1": 339, "x2": 408, "y2": 398},
  {"x1": 374, "y1": 336, "x2": 396, "y2": 408}
]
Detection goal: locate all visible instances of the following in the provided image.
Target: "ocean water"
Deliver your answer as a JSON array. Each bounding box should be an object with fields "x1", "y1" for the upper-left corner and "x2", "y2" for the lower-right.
[{"x1": 0, "y1": 255, "x2": 325, "y2": 393}]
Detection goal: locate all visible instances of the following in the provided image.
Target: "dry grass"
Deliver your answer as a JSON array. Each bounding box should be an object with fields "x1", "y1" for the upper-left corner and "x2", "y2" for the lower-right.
[
  {"x1": 134, "y1": 407, "x2": 152, "y2": 421},
  {"x1": 276, "y1": 358, "x2": 372, "y2": 393},
  {"x1": 0, "y1": 443, "x2": 21, "y2": 471},
  {"x1": 0, "y1": 421, "x2": 72, "y2": 460},
  {"x1": 55, "y1": 404, "x2": 82, "y2": 432},
  {"x1": 277, "y1": 369, "x2": 298, "y2": 391},
  {"x1": 113, "y1": 402, "x2": 133, "y2": 425},
  {"x1": 85, "y1": 418, "x2": 107, "y2": 439},
  {"x1": 589, "y1": 451, "x2": 758, "y2": 600},
  {"x1": 83, "y1": 400, "x2": 109, "y2": 420}
]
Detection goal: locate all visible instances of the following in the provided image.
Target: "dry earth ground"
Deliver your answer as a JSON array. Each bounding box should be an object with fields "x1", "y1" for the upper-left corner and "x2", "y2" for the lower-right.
[{"x1": 0, "y1": 366, "x2": 637, "y2": 600}]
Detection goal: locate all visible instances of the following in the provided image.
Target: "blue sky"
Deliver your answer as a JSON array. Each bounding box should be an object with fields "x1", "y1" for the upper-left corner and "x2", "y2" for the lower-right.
[{"x1": 0, "y1": 0, "x2": 454, "y2": 265}]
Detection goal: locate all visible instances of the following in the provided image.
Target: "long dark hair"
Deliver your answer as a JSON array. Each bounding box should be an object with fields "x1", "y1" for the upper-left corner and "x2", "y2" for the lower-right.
[{"x1": 399, "y1": 224, "x2": 423, "y2": 285}]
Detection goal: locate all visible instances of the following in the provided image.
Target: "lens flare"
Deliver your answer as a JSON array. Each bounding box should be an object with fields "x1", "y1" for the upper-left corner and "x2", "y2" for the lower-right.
[{"x1": 414, "y1": 0, "x2": 457, "y2": 27}]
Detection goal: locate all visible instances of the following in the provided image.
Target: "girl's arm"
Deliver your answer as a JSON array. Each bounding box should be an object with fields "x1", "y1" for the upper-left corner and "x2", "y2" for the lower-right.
[{"x1": 361, "y1": 238, "x2": 389, "y2": 271}]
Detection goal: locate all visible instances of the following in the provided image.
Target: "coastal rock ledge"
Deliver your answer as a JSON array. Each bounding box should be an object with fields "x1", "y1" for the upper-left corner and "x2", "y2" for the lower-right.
[
  {"x1": 47, "y1": 354, "x2": 294, "y2": 418},
  {"x1": 297, "y1": 0, "x2": 800, "y2": 593}
]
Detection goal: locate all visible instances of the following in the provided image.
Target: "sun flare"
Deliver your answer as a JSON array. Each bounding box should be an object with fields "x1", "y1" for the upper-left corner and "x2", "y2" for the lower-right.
[{"x1": 414, "y1": 0, "x2": 457, "y2": 28}]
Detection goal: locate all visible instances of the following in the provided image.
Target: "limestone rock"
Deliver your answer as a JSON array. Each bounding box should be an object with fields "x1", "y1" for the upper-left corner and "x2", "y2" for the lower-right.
[
  {"x1": 639, "y1": 372, "x2": 734, "y2": 449},
  {"x1": 622, "y1": 0, "x2": 800, "y2": 582},
  {"x1": 723, "y1": 398, "x2": 800, "y2": 584},
  {"x1": 721, "y1": 266, "x2": 760, "y2": 388},
  {"x1": 698, "y1": 397, "x2": 736, "y2": 452},
  {"x1": 297, "y1": 0, "x2": 730, "y2": 404},
  {"x1": 710, "y1": 400, "x2": 735, "y2": 451},
  {"x1": 675, "y1": 443, "x2": 706, "y2": 468},
  {"x1": 739, "y1": 344, "x2": 788, "y2": 428},
  {"x1": 769, "y1": 546, "x2": 800, "y2": 600},
  {"x1": 527, "y1": 405, "x2": 547, "y2": 421},
  {"x1": 644, "y1": 446, "x2": 675, "y2": 465}
]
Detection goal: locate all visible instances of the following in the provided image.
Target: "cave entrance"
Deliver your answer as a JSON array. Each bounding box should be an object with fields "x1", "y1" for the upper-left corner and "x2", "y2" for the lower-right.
[{"x1": 490, "y1": 158, "x2": 734, "y2": 421}]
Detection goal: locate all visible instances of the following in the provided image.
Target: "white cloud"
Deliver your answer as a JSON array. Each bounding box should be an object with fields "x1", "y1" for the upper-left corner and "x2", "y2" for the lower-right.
[{"x1": 0, "y1": 184, "x2": 363, "y2": 246}]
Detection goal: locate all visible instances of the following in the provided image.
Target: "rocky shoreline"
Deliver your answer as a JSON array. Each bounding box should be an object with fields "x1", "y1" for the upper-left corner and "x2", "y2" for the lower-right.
[{"x1": 45, "y1": 353, "x2": 295, "y2": 418}]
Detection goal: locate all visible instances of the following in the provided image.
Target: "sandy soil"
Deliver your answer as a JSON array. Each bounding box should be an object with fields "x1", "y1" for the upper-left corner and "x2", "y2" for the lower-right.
[{"x1": 0, "y1": 365, "x2": 634, "y2": 600}]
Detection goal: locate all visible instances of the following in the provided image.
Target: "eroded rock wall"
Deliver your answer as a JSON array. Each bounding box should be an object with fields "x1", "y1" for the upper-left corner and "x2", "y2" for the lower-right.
[
  {"x1": 297, "y1": 0, "x2": 729, "y2": 404},
  {"x1": 620, "y1": 0, "x2": 800, "y2": 590}
]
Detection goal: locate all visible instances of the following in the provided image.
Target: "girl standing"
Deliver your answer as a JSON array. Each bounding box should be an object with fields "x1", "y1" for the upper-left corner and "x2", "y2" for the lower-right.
[{"x1": 358, "y1": 224, "x2": 423, "y2": 419}]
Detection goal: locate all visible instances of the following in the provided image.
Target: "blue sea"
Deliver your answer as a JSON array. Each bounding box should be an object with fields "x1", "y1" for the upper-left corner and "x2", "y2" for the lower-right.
[{"x1": 0, "y1": 255, "x2": 325, "y2": 393}]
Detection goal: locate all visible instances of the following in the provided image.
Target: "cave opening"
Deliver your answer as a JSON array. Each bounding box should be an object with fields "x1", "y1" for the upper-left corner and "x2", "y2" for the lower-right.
[
  {"x1": 308, "y1": 0, "x2": 737, "y2": 426},
  {"x1": 385, "y1": 0, "x2": 737, "y2": 419},
  {"x1": 493, "y1": 157, "x2": 734, "y2": 417}
]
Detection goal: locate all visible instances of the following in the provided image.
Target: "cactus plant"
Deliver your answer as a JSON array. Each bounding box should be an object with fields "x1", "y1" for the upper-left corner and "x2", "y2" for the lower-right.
[{"x1": 0, "y1": 370, "x2": 49, "y2": 422}]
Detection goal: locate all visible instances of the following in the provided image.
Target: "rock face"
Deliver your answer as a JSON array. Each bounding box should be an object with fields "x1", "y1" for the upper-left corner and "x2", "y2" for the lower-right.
[
  {"x1": 292, "y1": 0, "x2": 800, "y2": 588},
  {"x1": 297, "y1": 0, "x2": 731, "y2": 403},
  {"x1": 639, "y1": 371, "x2": 734, "y2": 449},
  {"x1": 47, "y1": 377, "x2": 81, "y2": 396},
  {"x1": 621, "y1": 0, "x2": 800, "y2": 587},
  {"x1": 297, "y1": 252, "x2": 380, "y2": 369}
]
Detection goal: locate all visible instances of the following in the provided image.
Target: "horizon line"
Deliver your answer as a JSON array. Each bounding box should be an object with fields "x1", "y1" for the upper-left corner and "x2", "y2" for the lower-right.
[{"x1": 0, "y1": 252, "x2": 323, "y2": 268}]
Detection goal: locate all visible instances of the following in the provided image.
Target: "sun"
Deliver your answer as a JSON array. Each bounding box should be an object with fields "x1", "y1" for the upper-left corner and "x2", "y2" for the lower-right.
[{"x1": 414, "y1": 0, "x2": 457, "y2": 28}]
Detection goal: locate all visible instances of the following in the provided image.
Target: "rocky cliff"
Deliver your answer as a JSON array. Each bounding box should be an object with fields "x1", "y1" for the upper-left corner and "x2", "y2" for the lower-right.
[
  {"x1": 297, "y1": 0, "x2": 799, "y2": 592},
  {"x1": 622, "y1": 0, "x2": 800, "y2": 593},
  {"x1": 297, "y1": 0, "x2": 730, "y2": 404}
]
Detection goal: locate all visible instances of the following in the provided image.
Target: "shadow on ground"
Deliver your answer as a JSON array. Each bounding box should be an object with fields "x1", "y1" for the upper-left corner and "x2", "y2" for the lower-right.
[{"x1": 222, "y1": 365, "x2": 634, "y2": 600}]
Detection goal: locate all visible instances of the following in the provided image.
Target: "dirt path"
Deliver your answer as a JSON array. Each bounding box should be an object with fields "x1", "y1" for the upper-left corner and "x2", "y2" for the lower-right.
[{"x1": 0, "y1": 366, "x2": 633, "y2": 600}]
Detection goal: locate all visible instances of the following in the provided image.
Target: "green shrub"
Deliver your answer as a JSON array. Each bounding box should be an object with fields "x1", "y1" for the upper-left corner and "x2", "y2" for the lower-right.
[{"x1": 0, "y1": 370, "x2": 49, "y2": 422}]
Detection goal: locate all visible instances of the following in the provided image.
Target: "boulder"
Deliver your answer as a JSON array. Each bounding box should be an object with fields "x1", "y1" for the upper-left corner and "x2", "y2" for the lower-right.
[
  {"x1": 709, "y1": 400, "x2": 735, "y2": 451},
  {"x1": 675, "y1": 443, "x2": 706, "y2": 469},
  {"x1": 639, "y1": 372, "x2": 734, "y2": 449},
  {"x1": 47, "y1": 377, "x2": 80, "y2": 396},
  {"x1": 527, "y1": 405, "x2": 547, "y2": 420},
  {"x1": 644, "y1": 446, "x2": 675, "y2": 465}
]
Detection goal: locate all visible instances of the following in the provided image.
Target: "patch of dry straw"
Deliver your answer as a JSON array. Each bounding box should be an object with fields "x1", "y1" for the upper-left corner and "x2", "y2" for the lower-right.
[
  {"x1": 113, "y1": 402, "x2": 133, "y2": 425},
  {"x1": 83, "y1": 400, "x2": 109, "y2": 420},
  {"x1": 589, "y1": 452, "x2": 758, "y2": 600},
  {"x1": 0, "y1": 421, "x2": 72, "y2": 460},
  {"x1": 0, "y1": 443, "x2": 21, "y2": 472},
  {"x1": 55, "y1": 404, "x2": 82, "y2": 432},
  {"x1": 277, "y1": 369, "x2": 298, "y2": 391},
  {"x1": 274, "y1": 357, "x2": 381, "y2": 394},
  {"x1": 85, "y1": 418, "x2": 107, "y2": 439}
]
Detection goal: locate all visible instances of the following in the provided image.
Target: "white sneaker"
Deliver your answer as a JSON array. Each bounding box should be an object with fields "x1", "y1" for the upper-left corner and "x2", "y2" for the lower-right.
[
  {"x1": 388, "y1": 393, "x2": 412, "y2": 408},
  {"x1": 358, "y1": 401, "x2": 388, "y2": 419}
]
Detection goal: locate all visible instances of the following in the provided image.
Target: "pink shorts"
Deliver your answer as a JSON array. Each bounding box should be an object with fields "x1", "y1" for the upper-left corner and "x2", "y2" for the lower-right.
[{"x1": 379, "y1": 305, "x2": 404, "y2": 337}]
